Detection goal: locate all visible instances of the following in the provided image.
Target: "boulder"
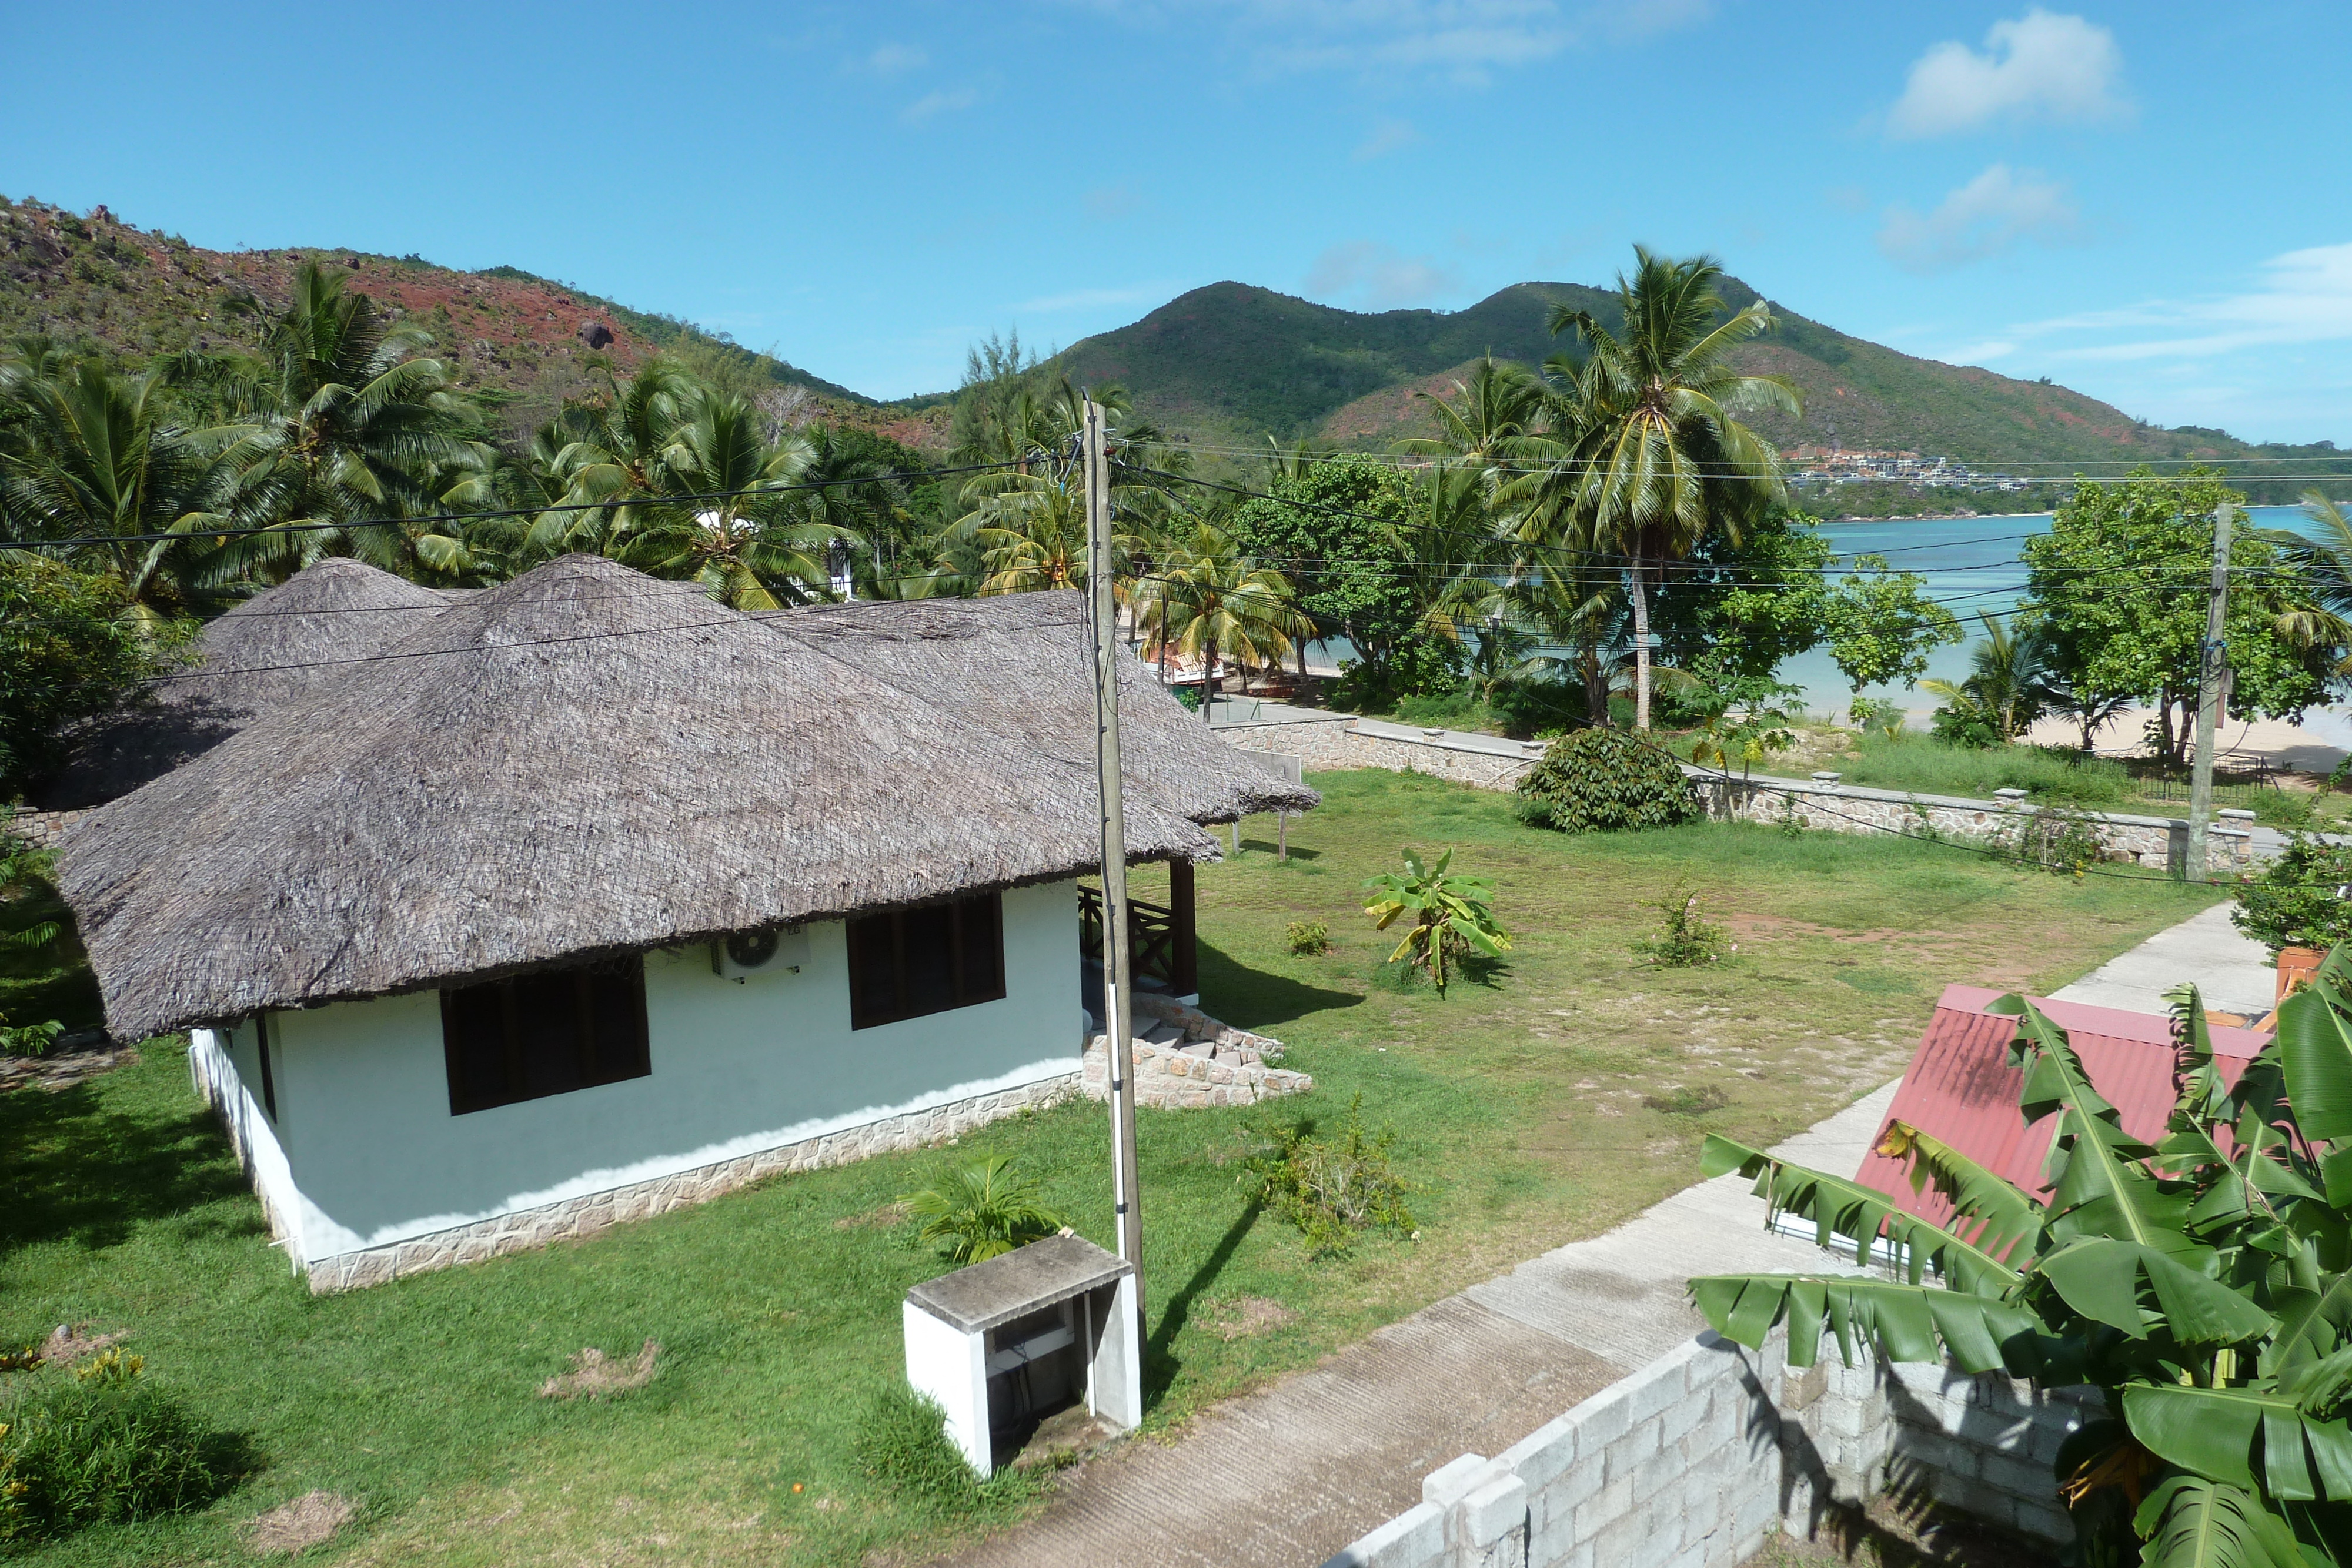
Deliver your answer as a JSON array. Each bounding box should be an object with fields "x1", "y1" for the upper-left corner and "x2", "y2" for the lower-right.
[{"x1": 577, "y1": 319, "x2": 614, "y2": 349}]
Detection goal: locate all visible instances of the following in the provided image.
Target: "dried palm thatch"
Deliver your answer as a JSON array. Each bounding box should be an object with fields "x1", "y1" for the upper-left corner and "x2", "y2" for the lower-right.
[
  {"x1": 60, "y1": 554, "x2": 1216, "y2": 1040},
  {"x1": 32, "y1": 559, "x2": 459, "y2": 808},
  {"x1": 766, "y1": 591, "x2": 1319, "y2": 825}
]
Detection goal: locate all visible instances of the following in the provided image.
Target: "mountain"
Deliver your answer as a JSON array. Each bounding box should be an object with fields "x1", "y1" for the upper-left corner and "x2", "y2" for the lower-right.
[
  {"x1": 0, "y1": 195, "x2": 948, "y2": 449},
  {"x1": 1051, "y1": 280, "x2": 2341, "y2": 500}
]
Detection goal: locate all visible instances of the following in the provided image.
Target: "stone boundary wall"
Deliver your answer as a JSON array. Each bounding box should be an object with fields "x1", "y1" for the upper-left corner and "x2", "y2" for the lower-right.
[
  {"x1": 1221, "y1": 718, "x2": 1536, "y2": 791},
  {"x1": 301, "y1": 1072, "x2": 1081, "y2": 1294},
  {"x1": 1081, "y1": 1034, "x2": 1312, "y2": 1108},
  {"x1": 1216, "y1": 719, "x2": 2255, "y2": 875},
  {"x1": 2, "y1": 807, "x2": 86, "y2": 851},
  {"x1": 1325, "y1": 1328, "x2": 2091, "y2": 1568}
]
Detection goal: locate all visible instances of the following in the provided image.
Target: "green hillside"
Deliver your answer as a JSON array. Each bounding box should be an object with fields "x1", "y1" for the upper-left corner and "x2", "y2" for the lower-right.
[{"x1": 1053, "y1": 278, "x2": 2341, "y2": 502}]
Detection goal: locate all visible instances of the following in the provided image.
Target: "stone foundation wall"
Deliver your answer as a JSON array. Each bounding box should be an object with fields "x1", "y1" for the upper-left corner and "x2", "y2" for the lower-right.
[
  {"x1": 1326, "y1": 1328, "x2": 2090, "y2": 1568},
  {"x1": 302, "y1": 1072, "x2": 1081, "y2": 1294},
  {"x1": 2, "y1": 807, "x2": 86, "y2": 850}
]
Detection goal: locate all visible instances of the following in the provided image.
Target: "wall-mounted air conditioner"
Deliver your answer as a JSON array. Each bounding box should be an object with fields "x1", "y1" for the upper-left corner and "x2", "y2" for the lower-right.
[{"x1": 712, "y1": 925, "x2": 809, "y2": 982}]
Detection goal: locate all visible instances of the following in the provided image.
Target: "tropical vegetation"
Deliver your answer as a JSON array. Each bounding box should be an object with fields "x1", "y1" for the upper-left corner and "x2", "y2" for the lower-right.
[
  {"x1": 1693, "y1": 955, "x2": 2352, "y2": 1567},
  {"x1": 1361, "y1": 846, "x2": 1511, "y2": 996}
]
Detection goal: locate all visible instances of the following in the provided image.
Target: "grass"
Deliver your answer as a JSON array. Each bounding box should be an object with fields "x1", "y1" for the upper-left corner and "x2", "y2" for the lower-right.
[{"x1": 0, "y1": 768, "x2": 2219, "y2": 1567}]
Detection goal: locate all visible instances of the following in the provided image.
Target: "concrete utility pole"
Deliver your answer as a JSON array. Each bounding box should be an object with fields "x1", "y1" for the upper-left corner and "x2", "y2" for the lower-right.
[
  {"x1": 2186, "y1": 502, "x2": 2237, "y2": 882},
  {"x1": 1084, "y1": 397, "x2": 1147, "y2": 1333}
]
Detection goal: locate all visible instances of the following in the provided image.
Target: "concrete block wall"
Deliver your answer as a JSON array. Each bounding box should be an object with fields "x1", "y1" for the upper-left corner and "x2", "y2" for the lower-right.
[{"x1": 1322, "y1": 1329, "x2": 2094, "y2": 1568}]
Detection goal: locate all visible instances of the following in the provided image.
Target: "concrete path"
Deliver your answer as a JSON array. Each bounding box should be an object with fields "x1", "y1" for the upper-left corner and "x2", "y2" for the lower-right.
[
  {"x1": 2047, "y1": 901, "x2": 2273, "y2": 1019},
  {"x1": 943, "y1": 1088, "x2": 1893, "y2": 1568}
]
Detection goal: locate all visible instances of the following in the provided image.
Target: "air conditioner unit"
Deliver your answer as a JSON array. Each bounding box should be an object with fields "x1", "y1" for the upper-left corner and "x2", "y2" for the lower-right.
[{"x1": 712, "y1": 925, "x2": 808, "y2": 982}]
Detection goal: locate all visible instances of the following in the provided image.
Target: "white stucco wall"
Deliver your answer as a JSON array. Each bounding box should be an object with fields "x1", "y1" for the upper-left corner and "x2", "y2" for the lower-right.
[
  {"x1": 203, "y1": 881, "x2": 1084, "y2": 1265},
  {"x1": 189, "y1": 1023, "x2": 306, "y2": 1265}
]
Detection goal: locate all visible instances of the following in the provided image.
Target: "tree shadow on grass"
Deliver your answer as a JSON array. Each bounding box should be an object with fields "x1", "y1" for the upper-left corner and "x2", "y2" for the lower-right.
[
  {"x1": 1197, "y1": 941, "x2": 1362, "y2": 1035},
  {"x1": 0, "y1": 1081, "x2": 259, "y2": 1253},
  {"x1": 1143, "y1": 1198, "x2": 1264, "y2": 1409}
]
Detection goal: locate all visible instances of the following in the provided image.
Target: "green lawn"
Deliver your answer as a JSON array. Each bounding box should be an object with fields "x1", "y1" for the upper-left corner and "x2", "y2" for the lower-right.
[{"x1": 0, "y1": 768, "x2": 2222, "y2": 1567}]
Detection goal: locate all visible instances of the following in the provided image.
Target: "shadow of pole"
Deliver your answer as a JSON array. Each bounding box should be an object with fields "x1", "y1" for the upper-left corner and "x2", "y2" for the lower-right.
[{"x1": 1142, "y1": 1197, "x2": 1265, "y2": 1408}]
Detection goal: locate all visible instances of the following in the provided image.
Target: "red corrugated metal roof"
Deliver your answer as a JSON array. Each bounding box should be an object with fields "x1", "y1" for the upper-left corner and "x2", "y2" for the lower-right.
[{"x1": 1852, "y1": 984, "x2": 2273, "y2": 1229}]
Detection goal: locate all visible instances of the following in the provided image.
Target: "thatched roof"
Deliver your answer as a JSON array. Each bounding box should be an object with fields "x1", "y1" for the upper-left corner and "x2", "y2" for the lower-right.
[
  {"x1": 763, "y1": 592, "x2": 1319, "y2": 823},
  {"x1": 31, "y1": 560, "x2": 458, "y2": 809},
  {"x1": 61, "y1": 555, "x2": 1220, "y2": 1039}
]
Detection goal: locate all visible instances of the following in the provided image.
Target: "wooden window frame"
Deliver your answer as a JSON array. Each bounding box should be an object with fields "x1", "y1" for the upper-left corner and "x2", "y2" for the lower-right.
[
  {"x1": 440, "y1": 955, "x2": 651, "y2": 1116},
  {"x1": 846, "y1": 893, "x2": 1007, "y2": 1031}
]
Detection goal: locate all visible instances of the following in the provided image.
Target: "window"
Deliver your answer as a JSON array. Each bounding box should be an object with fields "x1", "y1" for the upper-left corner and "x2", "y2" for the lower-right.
[
  {"x1": 440, "y1": 955, "x2": 650, "y2": 1115},
  {"x1": 847, "y1": 894, "x2": 1005, "y2": 1029},
  {"x1": 254, "y1": 1012, "x2": 278, "y2": 1122}
]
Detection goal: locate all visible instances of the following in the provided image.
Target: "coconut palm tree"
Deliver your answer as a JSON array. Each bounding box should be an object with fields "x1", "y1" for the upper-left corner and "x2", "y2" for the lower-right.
[
  {"x1": 0, "y1": 352, "x2": 227, "y2": 626},
  {"x1": 1511, "y1": 249, "x2": 1800, "y2": 730},
  {"x1": 613, "y1": 393, "x2": 836, "y2": 610},
  {"x1": 1395, "y1": 356, "x2": 1556, "y2": 497},
  {"x1": 2264, "y1": 492, "x2": 2352, "y2": 673},
  {"x1": 193, "y1": 263, "x2": 476, "y2": 580},
  {"x1": 1145, "y1": 522, "x2": 1308, "y2": 723},
  {"x1": 1920, "y1": 611, "x2": 2056, "y2": 743}
]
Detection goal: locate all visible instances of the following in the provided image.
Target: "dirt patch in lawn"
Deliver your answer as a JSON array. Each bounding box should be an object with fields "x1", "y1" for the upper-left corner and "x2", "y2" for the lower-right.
[
  {"x1": 833, "y1": 1201, "x2": 908, "y2": 1231},
  {"x1": 1207, "y1": 1296, "x2": 1299, "y2": 1340},
  {"x1": 539, "y1": 1340, "x2": 660, "y2": 1400},
  {"x1": 249, "y1": 1490, "x2": 359, "y2": 1554},
  {"x1": 0, "y1": 1040, "x2": 141, "y2": 1094},
  {"x1": 3, "y1": 1322, "x2": 129, "y2": 1370}
]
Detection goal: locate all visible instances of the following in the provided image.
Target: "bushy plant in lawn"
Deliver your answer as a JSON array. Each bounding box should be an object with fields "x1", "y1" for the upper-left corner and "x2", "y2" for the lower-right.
[
  {"x1": 1515, "y1": 727, "x2": 1701, "y2": 833},
  {"x1": 1242, "y1": 1094, "x2": 1415, "y2": 1257},
  {"x1": 2233, "y1": 835, "x2": 2352, "y2": 952},
  {"x1": 1285, "y1": 920, "x2": 1329, "y2": 956},
  {"x1": 0, "y1": 1355, "x2": 248, "y2": 1542},
  {"x1": 901, "y1": 1155, "x2": 1064, "y2": 1265},
  {"x1": 1691, "y1": 954, "x2": 2352, "y2": 1567},
  {"x1": 1631, "y1": 880, "x2": 1730, "y2": 967},
  {"x1": 1361, "y1": 847, "x2": 1511, "y2": 997},
  {"x1": 1994, "y1": 805, "x2": 2110, "y2": 877}
]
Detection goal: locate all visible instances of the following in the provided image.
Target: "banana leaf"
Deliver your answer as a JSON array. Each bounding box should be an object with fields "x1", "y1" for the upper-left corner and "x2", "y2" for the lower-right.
[
  {"x1": 1689, "y1": 1273, "x2": 2041, "y2": 1372},
  {"x1": 2124, "y1": 1382, "x2": 2352, "y2": 1503},
  {"x1": 1873, "y1": 1119, "x2": 2046, "y2": 1265},
  {"x1": 2037, "y1": 1236, "x2": 2274, "y2": 1343},
  {"x1": 2283, "y1": 954, "x2": 2352, "y2": 1145},
  {"x1": 2133, "y1": 1473, "x2": 2310, "y2": 1568},
  {"x1": 1701, "y1": 1134, "x2": 2024, "y2": 1293}
]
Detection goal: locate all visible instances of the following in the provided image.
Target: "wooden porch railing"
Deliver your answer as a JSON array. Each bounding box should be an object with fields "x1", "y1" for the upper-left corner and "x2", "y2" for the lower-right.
[{"x1": 1078, "y1": 884, "x2": 1194, "y2": 995}]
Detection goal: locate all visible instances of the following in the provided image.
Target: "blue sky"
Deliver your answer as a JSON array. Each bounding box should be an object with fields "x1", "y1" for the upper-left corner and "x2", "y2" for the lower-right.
[{"x1": 10, "y1": 2, "x2": 2348, "y2": 442}]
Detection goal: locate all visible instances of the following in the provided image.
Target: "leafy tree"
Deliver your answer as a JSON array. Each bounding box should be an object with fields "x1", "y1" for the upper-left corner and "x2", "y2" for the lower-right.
[
  {"x1": 2021, "y1": 470, "x2": 2333, "y2": 768},
  {"x1": 1818, "y1": 553, "x2": 1963, "y2": 701},
  {"x1": 0, "y1": 553, "x2": 184, "y2": 798},
  {"x1": 2231, "y1": 836, "x2": 2352, "y2": 952},
  {"x1": 1362, "y1": 847, "x2": 1511, "y2": 997},
  {"x1": 1512, "y1": 248, "x2": 1800, "y2": 730},
  {"x1": 1515, "y1": 727, "x2": 1702, "y2": 832},
  {"x1": 1692, "y1": 961, "x2": 2352, "y2": 1568},
  {"x1": 1225, "y1": 453, "x2": 1454, "y2": 704}
]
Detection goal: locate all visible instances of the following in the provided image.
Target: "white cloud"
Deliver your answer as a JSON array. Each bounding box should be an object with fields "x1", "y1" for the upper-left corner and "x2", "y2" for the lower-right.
[
  {"x1": 1085, "y1": 0, "x2": 1709, "y2": 85},
  {"x1": 864, "y1": 42, "x2": 928, "y2": 74},
  {"x1": 1306, "y1": 240, "x2": 1461, "y2": 309},
  {"x1": 1888, "y1": 9, "x2": 2129, "y2": 138},
  {"x1": 2036, "y1": 243, "x2": 2352, "y2": 363},
  {"x1": 1876, "y1": 164, "x2": 2082, "y2": 273},
  {"x1": 1353, "y1": 118, "x2": 1420, "y2": 161},
  {"x1": 901, "y1": 87, "x2": 979, "y2": 125}
]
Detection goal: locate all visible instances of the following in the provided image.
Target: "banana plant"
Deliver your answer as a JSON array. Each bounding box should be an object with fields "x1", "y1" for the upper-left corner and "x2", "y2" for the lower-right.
[
  {"x1": 1362, "y1": 846, "x2": 1512, "y2": 997},
  {"x1": 1690, "y1": 949, "x2": 2352, "y2": 1566}
]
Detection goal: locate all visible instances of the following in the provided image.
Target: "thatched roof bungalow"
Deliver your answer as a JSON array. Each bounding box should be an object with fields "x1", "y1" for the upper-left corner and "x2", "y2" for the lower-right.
[{"x1": 54, "y1": 554, "x2": 1315, "y2": 1292}]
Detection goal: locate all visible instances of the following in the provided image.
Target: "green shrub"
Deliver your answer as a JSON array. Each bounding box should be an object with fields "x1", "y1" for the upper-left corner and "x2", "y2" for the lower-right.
[
  {"x1": 0, "y1": 1363, "x2": 246, "y2": 1542},
  {"x1": 1242, "y1": 1094, "x2": 1416, "y2": 1256},
  {"x1": 1928, "y1": 704, "x2": 2002, "y2": 749},
  {"x1": 1994, "y1": 806, "x2": 2108, "y2": 877},
  {"x1": 1630, "y1": 881, "x2": 1730, "y2": 968},
  {"x1": 900, "y1": 1155, "x2": 1064, "y2": 1266},
  {"x1": 1515, "y1": 728, "x2": 1701, "y2": 833},
  {"x1": 2233, "y1": 835, "x2": 2352, "y2": 951},
  {"x1": 1285, "y1": 920, "x2": 1329, "y2": 957}
]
